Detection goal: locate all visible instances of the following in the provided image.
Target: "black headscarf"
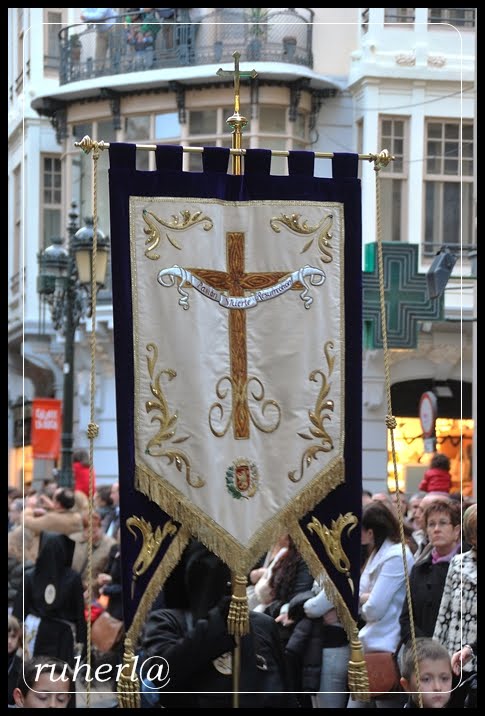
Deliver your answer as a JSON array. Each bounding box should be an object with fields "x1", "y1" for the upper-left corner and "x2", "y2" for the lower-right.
[{"x1": 31, "y1": 531, "x2": 76, "y2": 614}]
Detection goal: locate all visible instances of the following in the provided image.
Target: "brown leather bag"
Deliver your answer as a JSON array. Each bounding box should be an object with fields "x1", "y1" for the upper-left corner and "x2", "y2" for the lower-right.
[
  {"x1": 91, "y1": 611, "x2": 124, "y2": 653},
  {"x1": 364, "y1": 651, "x2": 401, "y2": 698}
]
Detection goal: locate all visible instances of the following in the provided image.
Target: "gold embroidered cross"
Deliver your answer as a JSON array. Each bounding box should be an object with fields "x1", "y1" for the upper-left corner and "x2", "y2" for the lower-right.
[{"x1": 189, "y1": 232, "x2": 302, "y2": 439}]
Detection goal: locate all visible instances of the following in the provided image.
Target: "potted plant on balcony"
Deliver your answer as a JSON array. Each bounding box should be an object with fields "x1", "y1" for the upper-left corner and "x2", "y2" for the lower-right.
[{"x1": 246, "y1": 8, "x2": 268, "y2": 61}]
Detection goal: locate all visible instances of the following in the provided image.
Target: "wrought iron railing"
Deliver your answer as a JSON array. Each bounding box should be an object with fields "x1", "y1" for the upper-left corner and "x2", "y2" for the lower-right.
[{"x1": 58, "y1": 8, "x2": 314, "y2": 85}]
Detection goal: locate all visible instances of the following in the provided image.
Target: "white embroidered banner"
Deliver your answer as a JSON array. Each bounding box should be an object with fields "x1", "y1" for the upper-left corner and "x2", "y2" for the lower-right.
[{"x1": 130, "y1": 196, "x2": 345, "y2": 554}]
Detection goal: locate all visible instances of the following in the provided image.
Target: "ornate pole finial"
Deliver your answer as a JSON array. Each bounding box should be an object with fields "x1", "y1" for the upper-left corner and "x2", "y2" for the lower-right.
[{"x1": 217, "y1": 51, "x2": 258, "y2": 175}]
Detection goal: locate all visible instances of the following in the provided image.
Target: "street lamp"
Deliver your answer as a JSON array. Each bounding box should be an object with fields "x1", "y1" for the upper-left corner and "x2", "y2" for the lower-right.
[{"x1": 37, "y1": 202, "x2": 109, "y2": 487}]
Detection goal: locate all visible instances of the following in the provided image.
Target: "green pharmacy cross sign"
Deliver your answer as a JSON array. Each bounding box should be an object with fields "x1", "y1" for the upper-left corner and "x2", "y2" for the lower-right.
[{"x1": 363, "y1": 242, "x2": 443, "y2": 349}]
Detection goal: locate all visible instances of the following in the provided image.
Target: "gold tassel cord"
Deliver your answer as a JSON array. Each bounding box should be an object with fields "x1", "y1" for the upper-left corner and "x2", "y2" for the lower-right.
[
  {"x1": 227, "y1": 573, "x2": 250, "y2": 637},
  {"x1": 347, "y1": 629, "x2": 370, "y2": 702},
  {"x1": 117, "y1": 637, "x2": 141, "y2": 709},
  {"x1": 373, "y1": 160, "x2": 423, "y2": 708}
]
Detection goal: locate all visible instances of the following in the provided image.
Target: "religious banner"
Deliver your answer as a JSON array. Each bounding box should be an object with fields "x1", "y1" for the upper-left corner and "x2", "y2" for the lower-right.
[
  {"x1": 109, "y1": 144, "x2": 363, "y2": 666},
  {"x1": 31, "y1": 398, "x2": 62, "y2": 460}
]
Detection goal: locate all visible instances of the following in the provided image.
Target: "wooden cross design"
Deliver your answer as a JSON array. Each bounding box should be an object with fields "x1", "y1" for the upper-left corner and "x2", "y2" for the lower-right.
[
  {"x1": 363, "y1": 242, "x2": 443, "y2": 349},
  {"x1": 189, "y1": 232, "x2": 302, "y2": 439}
]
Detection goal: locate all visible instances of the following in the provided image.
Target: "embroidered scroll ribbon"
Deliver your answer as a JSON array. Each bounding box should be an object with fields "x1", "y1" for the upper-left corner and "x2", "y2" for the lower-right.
[{"x1": 158, "y1": 264, "x2": 326, "y2": 310}]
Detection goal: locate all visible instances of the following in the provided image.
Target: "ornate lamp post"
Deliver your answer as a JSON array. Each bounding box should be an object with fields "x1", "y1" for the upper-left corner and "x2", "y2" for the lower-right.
[{"x1": 37, "y1": 202, "x2": 109, "y2": 487}]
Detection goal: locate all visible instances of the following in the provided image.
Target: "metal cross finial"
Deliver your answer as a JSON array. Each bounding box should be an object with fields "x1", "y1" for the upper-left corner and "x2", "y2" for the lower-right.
[{"x1": 217, "y1": 51, "x2": 257, "y2": 116}]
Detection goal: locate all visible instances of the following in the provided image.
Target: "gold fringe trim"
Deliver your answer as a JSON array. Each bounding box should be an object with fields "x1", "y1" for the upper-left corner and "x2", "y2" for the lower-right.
[
  {"x1": 136, "y1": 454, "x2": 344, "y2": 579},
  {"x1": 125, "y1": 527, "x2": 192, "y2": 647},
  {"x1": 117, "y1": 637, "x2": 141, "y2": 709},
  {"x1": 227, "y1": 574, "x2": 250, "y2": 637},
  {"x1": 347, "y1": 630, "x2": 371, "y2": 702}
]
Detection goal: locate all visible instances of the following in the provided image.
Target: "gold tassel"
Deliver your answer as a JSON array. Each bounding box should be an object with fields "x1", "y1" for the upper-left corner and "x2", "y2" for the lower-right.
[
  {"x1": 227, "y1": 573, "x2": 250, "y2": 637},
  {"x1": 347, "y1": 629, "x2": 371, "y2": 702},
  {"x1": 117, "y1": 638, "x2": 141, "y2": 709}
]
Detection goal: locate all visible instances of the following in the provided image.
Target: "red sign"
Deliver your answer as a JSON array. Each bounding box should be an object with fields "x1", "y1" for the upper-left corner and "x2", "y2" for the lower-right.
[{"x1": 31, "y1": 398, "x2": 62, "y2": 460}]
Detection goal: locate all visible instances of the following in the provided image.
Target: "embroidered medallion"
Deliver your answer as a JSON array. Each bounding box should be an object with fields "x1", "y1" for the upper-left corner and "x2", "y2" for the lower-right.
[
  {"x1": 44, "y1": 584, "x2": 56, "y2": 605},
  {"x1": 226, "y1": 459, "x2": 259, "y2": 499}
]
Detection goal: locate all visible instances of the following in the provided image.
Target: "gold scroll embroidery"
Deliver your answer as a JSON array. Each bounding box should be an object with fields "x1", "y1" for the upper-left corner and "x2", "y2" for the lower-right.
[
  {"x1": 307, "y1": 512, "x2": 358, "y2": 595},
  {"x1": 145, "y1": 342, "x2": 205, "y2": 488},
  {"x1": 143, "y1": 208, "x2": 214, "y2": 259},
  {"x1": 290, "y1": 340, "x2": 335, "y2": 482},
  {"x1": 126, "y1": 516, "x2": 178, "y2": 598},
  {"x1": 271, "y1": 212, "x2": 334, "y2": 263}
]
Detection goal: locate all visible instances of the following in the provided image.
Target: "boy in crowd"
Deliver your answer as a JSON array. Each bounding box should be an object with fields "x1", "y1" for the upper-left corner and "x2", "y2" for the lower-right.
[
  {"x1": 400, "y1": 638, "x2": 452, "y2": 709},
  {"x1": 11, "y1": 655, "x2": 73, "y2": 709}
]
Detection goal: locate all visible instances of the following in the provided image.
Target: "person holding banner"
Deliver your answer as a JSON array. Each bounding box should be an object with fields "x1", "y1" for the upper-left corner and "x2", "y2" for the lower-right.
[{"x1": 143, "y1": 541, "x2": 299, "y2": 708}]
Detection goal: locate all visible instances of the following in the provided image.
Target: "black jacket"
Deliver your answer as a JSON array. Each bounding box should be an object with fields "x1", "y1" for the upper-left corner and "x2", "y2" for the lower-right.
[
  {"x1": 399, "y1": 551, "x2": 455, "y2": 645},
  {"x1": 143, "y1": 603, "x2": 299, "y2": 708}
]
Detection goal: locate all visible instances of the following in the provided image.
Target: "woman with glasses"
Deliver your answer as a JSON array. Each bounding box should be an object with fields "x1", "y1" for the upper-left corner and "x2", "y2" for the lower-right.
[{"x1": 399, "y1": 498, "x2": 461, "y2": 647}]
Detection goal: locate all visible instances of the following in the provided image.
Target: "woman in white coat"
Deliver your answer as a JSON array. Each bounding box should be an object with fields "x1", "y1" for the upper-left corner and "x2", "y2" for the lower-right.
[{"x1": 348, "y1": 501, "x2": 414, "y2": 709}]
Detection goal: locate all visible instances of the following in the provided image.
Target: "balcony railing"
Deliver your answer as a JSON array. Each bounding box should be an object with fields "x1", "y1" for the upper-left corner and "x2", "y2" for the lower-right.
[{"x1": 59, "y1": 8, "x2": 314, "y2": 85}]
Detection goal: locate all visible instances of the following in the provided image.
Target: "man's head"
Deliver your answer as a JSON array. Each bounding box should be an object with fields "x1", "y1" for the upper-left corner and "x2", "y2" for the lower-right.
[
  {"x1": 400, "y1": 638, "x2": 452, "y2": 709},
  {"x1": 13, "y1": 655, "x2": 73, "y2": 708},
  {"x1": 53, "y1": 488, "x2": 75, "y2": 511},
  {"x1": 82, "y1": 510, "x2": 103, "y2": 542}
]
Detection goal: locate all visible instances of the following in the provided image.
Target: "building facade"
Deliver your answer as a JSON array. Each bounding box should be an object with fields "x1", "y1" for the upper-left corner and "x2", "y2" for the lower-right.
[{"x1": 8, "y1": 8, "x2": 476, "y2": 494}]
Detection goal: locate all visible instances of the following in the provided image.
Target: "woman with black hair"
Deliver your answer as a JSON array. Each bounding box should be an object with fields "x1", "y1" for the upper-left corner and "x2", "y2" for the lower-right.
[{"x1": 348, "y1": 502, "x2": 414, "y2": 709}]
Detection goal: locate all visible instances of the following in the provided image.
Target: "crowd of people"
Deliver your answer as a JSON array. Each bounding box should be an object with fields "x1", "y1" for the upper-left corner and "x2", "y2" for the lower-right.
[{"x1": 7, "y1": 449, "x2": 476, "y2": 708}]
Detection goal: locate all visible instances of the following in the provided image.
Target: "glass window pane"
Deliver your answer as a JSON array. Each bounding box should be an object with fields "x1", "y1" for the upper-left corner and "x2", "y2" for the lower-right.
[
  {"x1": 294, "y1": 112, "x2": 307, "y2": 139},
  {"x1": 125, "y1": 116, "x2": 150, "y2": 140},
  {"x1": 443, "y1": 183, "x2": 460, "y2": 246},
  {"x1": 188, "y1": 142, "x2": 216, "y2": 172},
  {"x1": 382, "y1": 120, "x2": 392, "y2": 136},
  {"x1": 444, "y1": 142, "x2": 458, "y2": 158},
  {"x1": 44, "y1": 209, "x2": 61, "y2": 247},
  {"x1": 260, "y1": 107, "x2": 286, "y2": 134},
  {"x1": 155, "y1": 112, "x2": 181, "y2": 140},
  {"x1": 188, "y1": 110, "x2": 217, "y2": 135},
  {"x1": 98, "y1": 120, "x2": 117, "y2": 143},
  {"x1": 462, "y1": 124, "x2": 473, "y2": 140},
  {"x1": 463, "y1": 159, "x2": 473, "y2": 176},
  {"x1": 73, "y1": 123, "x2": 93, "y2": 141},
  {"x1": 444, "y1": 159, "x2": 458, "y2": 175},
  {"x1": 427, "y1": 124, "x2": 442, "y2": 139},
  {"x1": 445, "y1": 124, "x2": 459, "y2": 139},
  {"x1": 424, "y1": 182, "x2": 437, "y2": 252},
  {"x1": 427, "y1": 140, "x2": 440, "y2": 157}
]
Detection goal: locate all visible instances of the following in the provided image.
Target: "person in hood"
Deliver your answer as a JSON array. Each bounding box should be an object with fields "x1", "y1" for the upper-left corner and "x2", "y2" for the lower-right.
[
  {"x1": 13, "y1": 531, "x2": 86, "y2": 668},
  {"x1": 142, "y1": 540, "x2": 298, "y2": 708}
]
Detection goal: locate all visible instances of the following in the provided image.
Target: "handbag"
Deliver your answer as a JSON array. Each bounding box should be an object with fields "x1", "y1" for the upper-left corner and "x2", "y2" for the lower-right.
[
  {"x1": 364, "y1": 650, "x2": 401, "y2": 698},
  {"x1": 91, "y1": 610, "x2": 124, "y2": 653}
]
